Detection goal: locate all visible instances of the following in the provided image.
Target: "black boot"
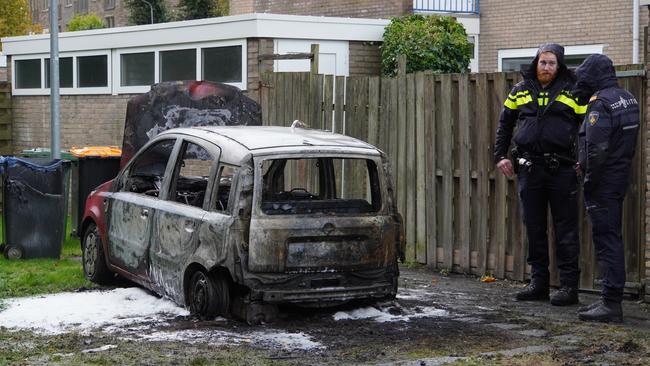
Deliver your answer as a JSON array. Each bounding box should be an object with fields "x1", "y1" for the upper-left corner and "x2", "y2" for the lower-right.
[
  {"x1": 550, "y1": 286, "x2": 579, "y2": 306},
  {"x1": 515, "y1": 282, "x2": 549, "y2": 301},
  {"x1": 578, "y1": 300, "x2": 623, "y2": 323},
  {"x1": 578, "y1": 299, "x2": 603, "y2": 313}
]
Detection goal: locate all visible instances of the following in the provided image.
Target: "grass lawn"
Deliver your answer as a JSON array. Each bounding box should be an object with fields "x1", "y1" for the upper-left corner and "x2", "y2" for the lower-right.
[{"x1": 0, "y1": 217, "x2": 96, "y2": 299}]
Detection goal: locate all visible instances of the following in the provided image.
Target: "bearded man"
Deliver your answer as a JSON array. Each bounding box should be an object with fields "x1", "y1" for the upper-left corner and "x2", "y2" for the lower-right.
[{"x1": 494, "y1": 43, "x2": 587, "y2": 306}]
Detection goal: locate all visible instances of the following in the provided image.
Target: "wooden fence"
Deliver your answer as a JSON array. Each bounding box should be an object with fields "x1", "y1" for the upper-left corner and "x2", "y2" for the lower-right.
[
  {"x1": 0, "y1": 82, "x2": 11, "y2": 155},
  {"x1": 260, "y1": 68, "x2": 646, "y2": 291}
]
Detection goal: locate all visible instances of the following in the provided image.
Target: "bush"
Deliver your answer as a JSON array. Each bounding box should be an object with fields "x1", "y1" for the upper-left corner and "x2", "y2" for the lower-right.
[
  {"x1": 125, "y1": 0, "x2": 169, "y2": 25},
  {"x1": 178, "y1": 0, "x2": 228, "y2": 20},
  {"x1": 66, "y1": 14, "x2": 105, "y2": 32},
  {"x1": 381, "y1": 14, "x2": 473, "y2": 76}
]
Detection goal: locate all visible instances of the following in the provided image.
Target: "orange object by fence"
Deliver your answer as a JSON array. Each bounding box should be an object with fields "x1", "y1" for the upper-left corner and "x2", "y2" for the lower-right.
[{"x1": 70, "y1": 146, "x2": 122, "y2": 158}]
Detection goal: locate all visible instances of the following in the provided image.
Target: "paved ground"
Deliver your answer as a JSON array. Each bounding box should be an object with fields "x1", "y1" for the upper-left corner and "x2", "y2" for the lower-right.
[{"x1": 1, "y1": 266, "x2": 649, "y2": 365}]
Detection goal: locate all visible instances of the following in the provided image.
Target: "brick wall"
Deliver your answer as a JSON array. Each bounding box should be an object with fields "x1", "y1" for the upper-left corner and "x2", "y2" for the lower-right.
[
  {"x1": 230, "y1": 0, "x2": 254, "y2": 15},
  {"x1": 229, "y1": 0, "x2": 410, "y2": 18},
  {"x1": 349, "y1": 41, "x2": 382, "y2": 76},
  {"x1": 246, "y1": 38, "x2": 274, "y2": 102},
  {"x1": 12, "y1": 95, "x2": 131, "y2": 153},
  {"x1": 480, "y1": 0, "x2": 648, "y2": 72},
  {"x1": 0, "y1": 68, "x2": 6, "y2": 82}
]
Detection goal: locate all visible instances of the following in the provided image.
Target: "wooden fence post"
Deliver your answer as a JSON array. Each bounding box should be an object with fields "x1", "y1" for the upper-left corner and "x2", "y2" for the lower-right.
[{"x1": 310, "y1": 44, "x2": 320, "y2": 75}]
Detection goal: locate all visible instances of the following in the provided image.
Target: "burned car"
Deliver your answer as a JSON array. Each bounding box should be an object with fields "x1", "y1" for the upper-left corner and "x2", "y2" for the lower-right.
[{"x1": 81, "y1": 126, "x2": 404, "y2": 322}]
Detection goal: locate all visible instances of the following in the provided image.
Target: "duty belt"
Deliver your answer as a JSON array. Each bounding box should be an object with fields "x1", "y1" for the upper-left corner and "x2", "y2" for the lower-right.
[{"x1": 512, "y1": 149, "x2": 576, "y2": 173}]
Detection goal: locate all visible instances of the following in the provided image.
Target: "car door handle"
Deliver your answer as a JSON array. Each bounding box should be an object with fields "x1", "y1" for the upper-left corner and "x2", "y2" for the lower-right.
[{"x1": 140, "y1": 209, "x2": 149, "y2": 218}]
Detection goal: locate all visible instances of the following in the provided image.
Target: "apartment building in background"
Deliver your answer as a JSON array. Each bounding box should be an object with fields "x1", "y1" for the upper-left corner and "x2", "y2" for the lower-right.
[
  {"x1": 19, "y1": 1, "x2": 650, "y2": 73},
  {"x1": 28, "y1": 0, "x2": 180, "y2": 31}
]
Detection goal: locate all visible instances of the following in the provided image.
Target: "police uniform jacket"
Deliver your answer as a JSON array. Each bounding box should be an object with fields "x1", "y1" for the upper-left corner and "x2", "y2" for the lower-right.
[
  {"x1": 576, "y1": 55, "x2": 640, "y2": 197},
  {"x1": 494, "y1": 56, "x2": 586, "y2": 163}
]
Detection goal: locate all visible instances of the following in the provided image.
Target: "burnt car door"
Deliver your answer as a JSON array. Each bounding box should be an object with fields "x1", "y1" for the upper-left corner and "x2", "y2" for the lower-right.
[
  {"x1": 107, "y1": 138, "x2": 178, "y2": 279},
  {"x1": 248, "y1": 154, "x2": 398, "y2": 274},
  {"x1": 148, "y1": 138, "x2": 220, "y2": 301}
]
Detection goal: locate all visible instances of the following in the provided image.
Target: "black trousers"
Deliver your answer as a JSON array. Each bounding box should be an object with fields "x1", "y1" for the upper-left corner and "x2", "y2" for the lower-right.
[
  {"x1": 517, "y1": 164, "x2": 580, "y2": 288},
  {"x1": 584, "y1": 191, "x2": 625, "y2": 303}
]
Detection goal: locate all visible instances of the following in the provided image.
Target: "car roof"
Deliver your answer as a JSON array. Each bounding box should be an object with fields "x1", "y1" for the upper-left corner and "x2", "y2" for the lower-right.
[{"x1": 158, "y1": 126, "x2": 380, "y2": 162}]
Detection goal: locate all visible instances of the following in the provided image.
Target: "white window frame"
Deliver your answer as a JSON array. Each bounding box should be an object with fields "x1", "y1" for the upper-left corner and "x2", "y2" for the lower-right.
[
  {"x1": 467, "y1": 34, "x2": 478, "y2": 73},
  {"x1": 113, "y1": 39, "x2": 247, "y2": 94},
  {"x1": 12, "y1": 50, "x2": 112, "y2": 96},
  {"x1": 497, "y1": 44, "x2": 604, "y2": 72}
]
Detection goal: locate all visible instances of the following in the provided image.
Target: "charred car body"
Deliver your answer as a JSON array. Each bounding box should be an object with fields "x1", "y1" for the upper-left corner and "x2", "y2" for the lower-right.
[{"x1": 81, "y1": 126, "x2": 404, "y2": 322}]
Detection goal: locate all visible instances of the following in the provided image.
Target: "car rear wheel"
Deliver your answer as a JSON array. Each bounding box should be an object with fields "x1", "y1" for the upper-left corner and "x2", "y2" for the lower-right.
[
  {"x1": 189, "y1": 270, "x2": 230, "y2": 319},
  {"x1": 82, "y1": 223, "x2": 112, "y2": 284}
]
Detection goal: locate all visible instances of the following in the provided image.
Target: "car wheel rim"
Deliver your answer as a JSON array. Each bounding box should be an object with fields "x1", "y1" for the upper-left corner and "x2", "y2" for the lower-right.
[
  {"x1": 192, "y1": 274, "x2": 209, "y2": 314},
  {"x1": 84, "y1": 231, "x2": 97, "y2": 277}
]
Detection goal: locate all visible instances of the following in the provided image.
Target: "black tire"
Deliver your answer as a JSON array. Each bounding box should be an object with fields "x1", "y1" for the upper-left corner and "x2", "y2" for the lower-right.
[
  {"x1": 189, "y1": 270, "x2": 231, "y2": 319},
  {"x1": 82, "y1": 223, "x2": 112, "y2": 284}
]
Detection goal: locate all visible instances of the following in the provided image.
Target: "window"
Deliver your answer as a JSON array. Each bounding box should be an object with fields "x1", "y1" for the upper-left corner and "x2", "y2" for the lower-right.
[
  {"x1": 121, "y1": 139, "x2": 176, "y2": 196},
  {"x1": 44, "y1": 57, "x2": 73, "y2": 88},
  {"x1": 65, "y1": 0, "x2": 72, "y2": 6},
  {"x1": 202, "y1": 46, "x2": 242, "y2": 83},
  {"x1": 121, "y1": 52, "x2": 154, "y2": 86},
  {"x1": 104, "y1": 0, "x2": 115, "y2": 10},
  {"x1": 502, "y1": 57, "x2": 532, "y2": 72},
  {"x1": 260, "y1": 157, "x2": 381, "y2": 215},
  {"x1": 74, "y1": 0, "x2": 88, "y2": 14},
  {"x1": 105, "y1": 16, "x2": 115, "y2": 28},
  {"x1": 14, "y1": 41, "x2": 245, "y2": 94},
  {"x1": 117, "y1": 41, "x2": 246, "y2": 92},
  {"x1": 42, "y1": 0, "x2": 49, "y2": 11},
  {"x1": 170, "y1": 142, "x2": 214, "y2": 208},
  {"x1": 15, "y1": 59, "x2": 41, "y2": 89},
  {"x1": 498, "y1": 45, "x2": 604, "y2": 72},
  {"x1": 160, "y1": 49, "x2": 196, "y2": 82},
  {"x1": 13, "y1": 52, "x2": 110, "y2": 94},
  {"x1": 467, "y1": 36, "x2": 476, "y2": 59},
  {"x1": 215, "y1": 165, "x2": 238, "y2": 212},
  {"x1": 78, "y1": 55, "x2": 108, "y2": 87}
]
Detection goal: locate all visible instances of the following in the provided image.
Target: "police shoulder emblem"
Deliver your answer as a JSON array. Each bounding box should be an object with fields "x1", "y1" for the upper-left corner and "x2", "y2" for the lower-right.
[{"x1": 588, "y1": 111, "x2": 599, "y2": 125}]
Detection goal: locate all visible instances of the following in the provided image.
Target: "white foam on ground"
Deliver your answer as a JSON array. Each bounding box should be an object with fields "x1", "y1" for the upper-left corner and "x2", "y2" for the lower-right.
[
  {"x1": 252, "y1": 331, "x2": 323, "y2": 350},
  {"x1": 333, "y1": 306, "x2": 448, "y2": 322},
  {"x1": 81, "y1": 345, "x2": 117, "y2": 353},
  {"x1": 396, "y1": 288, "x2": 436, "y2": 300},
  {"x1": 0, "y1": 288, "x2": 189, "y2": 334},
  {"x1": 0, "y1": 288, "x2": 323, "y2": 351}
]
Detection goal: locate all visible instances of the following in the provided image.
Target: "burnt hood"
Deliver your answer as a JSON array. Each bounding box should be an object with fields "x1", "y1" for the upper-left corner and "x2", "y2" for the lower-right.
[{"x1": 120, "y1": 80, "x2": 262, "y2": 168}]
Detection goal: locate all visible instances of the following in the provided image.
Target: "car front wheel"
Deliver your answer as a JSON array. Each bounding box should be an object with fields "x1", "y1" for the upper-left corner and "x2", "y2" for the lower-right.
[
  {"x1": 189, "y1": 270, "x2": 230, "y2": 319},
  {"x1": 82, "y1": 223, "x2": 112, "y2": 284}
]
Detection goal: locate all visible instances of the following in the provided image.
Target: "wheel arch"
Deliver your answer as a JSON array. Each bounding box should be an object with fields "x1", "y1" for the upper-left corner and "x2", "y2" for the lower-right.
[
  {"x1": 182, "y1": 263, "x2": 233, "y2": 306},
  {"x1": 79, "y1": 218, "x2": 96, "y2": 251}
]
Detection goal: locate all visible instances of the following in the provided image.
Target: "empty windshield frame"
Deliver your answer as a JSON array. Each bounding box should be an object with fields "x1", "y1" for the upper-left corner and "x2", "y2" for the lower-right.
[{"x1": 254, "y1": 154, "x2": 383, "y2": 216}]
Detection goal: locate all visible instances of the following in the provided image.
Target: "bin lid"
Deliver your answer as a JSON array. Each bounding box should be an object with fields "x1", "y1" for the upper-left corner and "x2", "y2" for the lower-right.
[
  {"x1": 21, "y1": 148, "x2": 76, "y2": 160},
  {"x1": 70, "y1": 146, "x2": 122, "y2": 158}
]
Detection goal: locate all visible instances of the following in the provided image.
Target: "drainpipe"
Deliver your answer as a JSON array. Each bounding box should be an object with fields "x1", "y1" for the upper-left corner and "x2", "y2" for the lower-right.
[
  {"x1": 634, "y1": 0, "x2": 640, "y2": 64},
  {"x1": 49, "y1": 0, "x2": 60, "y2": 159}
]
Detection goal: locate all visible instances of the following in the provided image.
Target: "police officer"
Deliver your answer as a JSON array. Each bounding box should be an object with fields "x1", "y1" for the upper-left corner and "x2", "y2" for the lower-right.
[
  {"x1": 573, "y1": 54, "x2": 639, "y2": 323},
  {"x1": 494, "y1": 43, "x2": 586, "y2": 305}
]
